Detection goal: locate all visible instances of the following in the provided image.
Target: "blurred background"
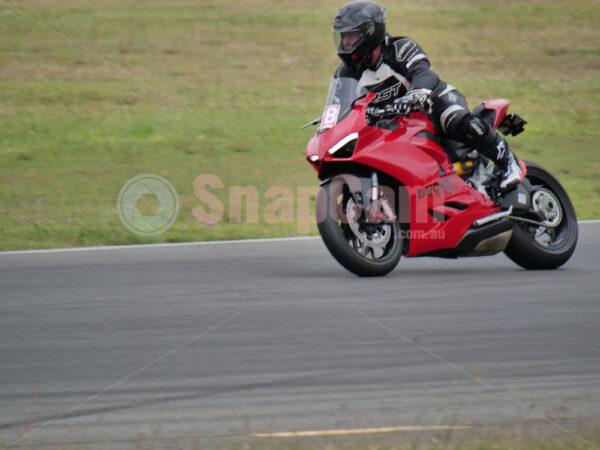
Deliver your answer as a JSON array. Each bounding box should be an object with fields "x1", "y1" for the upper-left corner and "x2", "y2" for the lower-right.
[{"x1": 1, "y1": 0, "x2": 598, "y2": 250}]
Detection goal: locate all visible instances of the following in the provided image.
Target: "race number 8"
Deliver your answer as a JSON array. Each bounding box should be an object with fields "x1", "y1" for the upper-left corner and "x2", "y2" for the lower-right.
[{"x1": 320, "y1": 105, "x2": 341, "y2": 130}]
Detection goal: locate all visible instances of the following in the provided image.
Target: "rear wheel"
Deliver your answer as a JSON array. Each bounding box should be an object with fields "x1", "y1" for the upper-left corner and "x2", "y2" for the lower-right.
[
  {"x1": 317, "y1": 177, "x2": 402, "y2": 277},
  {"x1": 504, "y1": 161, "x2": 578, "y2": 269}
]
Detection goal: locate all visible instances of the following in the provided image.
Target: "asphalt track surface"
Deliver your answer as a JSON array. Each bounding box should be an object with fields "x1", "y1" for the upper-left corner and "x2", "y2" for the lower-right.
[{"x1": 1, "y1": 223, "x2": 599, "y2": 448}]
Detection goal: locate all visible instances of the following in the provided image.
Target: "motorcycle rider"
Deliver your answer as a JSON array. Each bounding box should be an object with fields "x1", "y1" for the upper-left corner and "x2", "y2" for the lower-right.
[{"x1": 332, "y1": 0, "x2": 523, "y2": 190}]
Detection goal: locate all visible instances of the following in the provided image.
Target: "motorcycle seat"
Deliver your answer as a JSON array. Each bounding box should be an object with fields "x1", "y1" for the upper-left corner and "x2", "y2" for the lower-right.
[{"x1": 440, "y1": 138, "x2": 474, "y2": 163}]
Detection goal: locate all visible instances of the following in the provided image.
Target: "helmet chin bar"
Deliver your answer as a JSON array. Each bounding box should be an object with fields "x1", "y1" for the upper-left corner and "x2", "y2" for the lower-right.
[
  {"x1": 341, "y1": 40, "x2": 381, "y2": 67},
  {"x1": 352, "y1": 53, "x2": 366, "y2": 63},
  {"x1": 361, "y1": 46, "x2": 383, "y2": 69}
]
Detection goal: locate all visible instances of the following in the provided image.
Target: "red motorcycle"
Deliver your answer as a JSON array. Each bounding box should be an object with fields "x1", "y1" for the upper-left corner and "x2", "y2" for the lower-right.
[{"x1": 305, "y1": 77, "x2": 578, "y2": 276}]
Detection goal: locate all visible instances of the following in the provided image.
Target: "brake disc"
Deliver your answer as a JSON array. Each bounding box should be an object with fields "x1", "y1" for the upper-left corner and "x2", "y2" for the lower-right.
[{"x1": 346, "y1": 198, "x2": 391, "y2": 249}]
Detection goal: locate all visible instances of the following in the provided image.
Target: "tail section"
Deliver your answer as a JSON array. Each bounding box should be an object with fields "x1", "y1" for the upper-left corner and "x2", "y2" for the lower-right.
[{"x1": 472, "y1": 99, "x2": 510, "y2": 130}]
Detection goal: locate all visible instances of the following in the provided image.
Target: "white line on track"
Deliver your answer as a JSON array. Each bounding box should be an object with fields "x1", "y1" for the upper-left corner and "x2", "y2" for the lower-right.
[
  {"x1": 253, "y1": 425, "x2": 472, "y2": 437},
  {"x1": 0, "y1": 236, "x2": 321, "y2": 256},
  {"x1": 0, "y1": 220, "x2": 598, "y2": 256}
]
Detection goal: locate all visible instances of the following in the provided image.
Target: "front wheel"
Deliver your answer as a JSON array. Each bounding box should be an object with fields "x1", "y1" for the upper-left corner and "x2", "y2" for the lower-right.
[
  {"x1": 317, "y1": 177, "x2": 402, "y2": 277},
  {"x1": 504, "y1": 161, "x2": 578, "y2": 269}
]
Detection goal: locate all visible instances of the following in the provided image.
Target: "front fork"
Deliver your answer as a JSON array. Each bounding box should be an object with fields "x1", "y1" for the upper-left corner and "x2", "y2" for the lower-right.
[{"x1": 366, "y1": 171, "x2": 396, "y2": 224}]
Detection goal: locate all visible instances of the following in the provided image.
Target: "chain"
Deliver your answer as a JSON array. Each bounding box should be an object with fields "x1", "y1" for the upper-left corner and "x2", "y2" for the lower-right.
[{"x1": 509, "y1": 215, "x2": 555, "y2": 228}]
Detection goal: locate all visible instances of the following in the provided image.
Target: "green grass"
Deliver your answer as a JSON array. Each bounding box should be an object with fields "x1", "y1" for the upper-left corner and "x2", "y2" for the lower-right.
[{"x1": 1, "y1": 0, "x2": 599, "y2": 250}]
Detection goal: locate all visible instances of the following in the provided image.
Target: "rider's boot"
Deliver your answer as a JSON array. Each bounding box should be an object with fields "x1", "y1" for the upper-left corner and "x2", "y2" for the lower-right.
[
  {"x1": 462, "y1": 116, "x2": 523, "y2": 190},
  {"x1": 491, "y1": 136, "x2": 524, "y2": 191}
]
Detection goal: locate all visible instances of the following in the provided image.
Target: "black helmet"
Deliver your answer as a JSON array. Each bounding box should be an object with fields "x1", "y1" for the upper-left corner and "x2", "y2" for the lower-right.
[{"x1": 333, "y1": 1, "x2": 387, "y2": 66}]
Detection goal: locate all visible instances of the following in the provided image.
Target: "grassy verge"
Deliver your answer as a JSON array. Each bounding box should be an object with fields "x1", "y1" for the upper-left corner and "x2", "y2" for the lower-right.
[
  {"x1": 237, "y1": 422, "x2": 600, "y2": 449},
  {"x1": 3, "y1": 424, "x2": 600, "y2": 450},
  {"x1": 1, "y1": 0, "x2": 598, "y2": 250}
]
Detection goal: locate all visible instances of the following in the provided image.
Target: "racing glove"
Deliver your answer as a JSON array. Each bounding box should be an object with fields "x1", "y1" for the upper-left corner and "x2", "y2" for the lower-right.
[{"x1": 393, "y1": 88, "x2": 431, "y2": 116}]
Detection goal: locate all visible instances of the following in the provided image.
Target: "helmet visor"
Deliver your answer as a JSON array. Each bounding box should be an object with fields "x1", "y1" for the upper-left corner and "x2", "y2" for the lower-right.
[{"x1": 333, "y1": 29, "x2": 365, "y2": 55}]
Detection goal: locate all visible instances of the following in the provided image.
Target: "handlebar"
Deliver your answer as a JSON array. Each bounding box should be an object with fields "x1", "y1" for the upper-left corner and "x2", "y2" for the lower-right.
[
  {"x1": 365, "y1": 106, "x2": 388, "y2": 117},
  {"x1": 366, "y1": 103, "x2": 423, "y2": 121}
]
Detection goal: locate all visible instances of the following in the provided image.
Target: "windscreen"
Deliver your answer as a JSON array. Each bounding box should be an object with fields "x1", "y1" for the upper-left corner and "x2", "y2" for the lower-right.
[{"x1": 320, "y1": 77, "x2": 366, "y2": 132}]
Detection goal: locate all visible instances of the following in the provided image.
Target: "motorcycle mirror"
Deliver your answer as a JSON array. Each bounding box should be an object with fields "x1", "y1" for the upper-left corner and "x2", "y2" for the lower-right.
[{"x1": 301, "y1": 117, "x2": 322, "y2": 129}]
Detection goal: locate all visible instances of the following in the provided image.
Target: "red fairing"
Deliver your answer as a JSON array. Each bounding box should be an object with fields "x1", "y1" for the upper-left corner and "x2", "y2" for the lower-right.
[{"x1": 306, "y1": 94, "x2": 500, "y2": 257}]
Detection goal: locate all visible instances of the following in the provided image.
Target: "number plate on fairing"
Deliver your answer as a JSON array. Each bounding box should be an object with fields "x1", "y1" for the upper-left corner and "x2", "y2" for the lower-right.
[{"x1": 320, "y1": 105, "x2": 340, "y2": 131}]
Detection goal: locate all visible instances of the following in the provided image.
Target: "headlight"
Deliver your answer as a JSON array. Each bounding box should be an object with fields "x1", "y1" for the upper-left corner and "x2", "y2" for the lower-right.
[{"x1": 327, "y1": 133, "x2": 359, "y2": 158}]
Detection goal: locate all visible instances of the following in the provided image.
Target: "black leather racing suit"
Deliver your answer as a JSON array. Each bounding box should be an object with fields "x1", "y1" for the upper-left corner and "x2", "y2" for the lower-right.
[{"x1": 333, "y1": 35, "x2": 508, "y2": 163}]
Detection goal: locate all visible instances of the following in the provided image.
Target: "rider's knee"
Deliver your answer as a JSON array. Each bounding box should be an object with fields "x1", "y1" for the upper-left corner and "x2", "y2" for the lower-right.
[
  {"x1": 460, "y1": 115, "x2": 488, "y2": 140},
  {"x1": 457, "y1": 114, "x2": 496, "y2": 147}
]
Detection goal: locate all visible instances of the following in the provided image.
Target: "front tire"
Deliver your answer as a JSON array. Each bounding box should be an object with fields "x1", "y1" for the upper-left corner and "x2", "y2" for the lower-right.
[
  {"x1": 317, "y1": 177, "x2": 402, "y2": 277},
  {"x1": 504, "y1": 161, "x2": 578, "y2": 269}
]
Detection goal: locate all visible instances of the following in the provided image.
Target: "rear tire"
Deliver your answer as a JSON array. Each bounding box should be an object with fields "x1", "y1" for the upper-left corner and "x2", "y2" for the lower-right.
[
  {"x1": 317, "y1": 178, "x2": 402, "y2": 277},
  {"x1": 504, "y1": 161, "x2": 578, "y2": 270}
]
